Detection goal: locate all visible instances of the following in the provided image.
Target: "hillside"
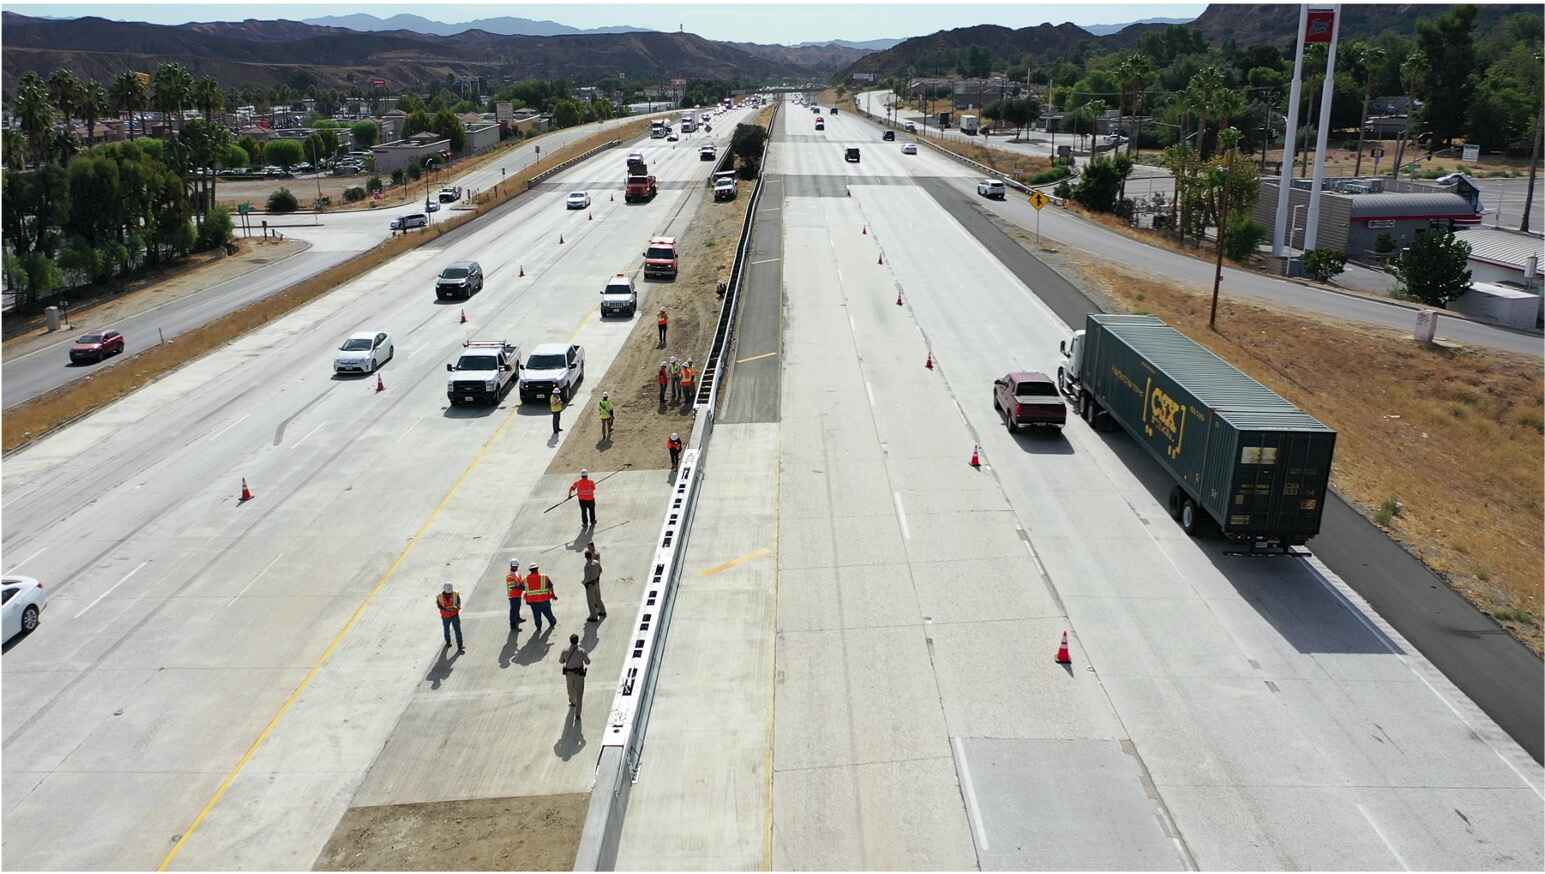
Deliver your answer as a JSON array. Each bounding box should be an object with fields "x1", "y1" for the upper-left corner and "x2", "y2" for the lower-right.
[
  {"x1": 727, "y1": 41, "x2": 875, "y2": 73},
  {"x1": 300, "y1": 13, "x2": 652, "y2": 37}
]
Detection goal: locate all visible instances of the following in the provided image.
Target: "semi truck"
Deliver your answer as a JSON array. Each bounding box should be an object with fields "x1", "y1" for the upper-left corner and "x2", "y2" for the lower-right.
[
  {"x1": 960, "y1": 114, "x2": 979, "y2": 135},
  {"x1": 1057, "y1": 314, "x2": 1337, "y2": 547}
]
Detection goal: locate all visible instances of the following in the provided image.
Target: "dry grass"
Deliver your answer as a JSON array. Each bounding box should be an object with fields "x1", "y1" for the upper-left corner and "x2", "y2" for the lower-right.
[
  {"x1": 913, "y1": 130, "x2": 1054, "y2": 185},
  {"x1": 2, "y1": 119, "x2": 652, "y2": 456},
  {"x1": 1072, "y1": 256, "x2": 1544, "y2": 653},
  {"x1": 1057, "y1": 203, "x2": 1269, "y2": 275}
]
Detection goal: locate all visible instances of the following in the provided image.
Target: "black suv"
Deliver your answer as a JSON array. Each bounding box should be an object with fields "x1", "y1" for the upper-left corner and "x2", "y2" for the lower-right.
[
  {"x1": 436, "y1": 261, "x2": 484, "y2": 300},
  {"x1": 845, "y1": 147, "x2": 860, "y2": 163},
  {"x1": 883, "y1": 130, "x2": 896, "y2": 141}
]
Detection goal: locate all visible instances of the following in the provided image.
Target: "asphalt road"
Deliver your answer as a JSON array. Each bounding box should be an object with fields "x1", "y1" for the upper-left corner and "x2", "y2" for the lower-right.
[
  {"x1": 1, "y1": 113, "x2": 672, "y2": 410},
  {"x1": 613, "y1": 102, "x2": 1543, "y2": 869},
  {"x1": 0, "y1": 106, "x2": 760, "y2": 870}
]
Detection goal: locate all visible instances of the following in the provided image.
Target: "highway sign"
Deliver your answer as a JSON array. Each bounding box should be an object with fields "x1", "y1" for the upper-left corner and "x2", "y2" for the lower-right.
[
  {"x1": 1028, "y1": 190, "x2": 1050, "y2": 210},
  {"x1": 238, "y1": 202, "x2": 251, "y2": 215}
]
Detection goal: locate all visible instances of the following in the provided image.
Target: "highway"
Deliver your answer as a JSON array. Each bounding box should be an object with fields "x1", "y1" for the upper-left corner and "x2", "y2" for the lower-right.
[
  {"x1": 612, "y1": 102, "x2": 1543, "y2": 869},
  {"x1": 1, "y1": 113, "x2": 669, "y2": 410},
  {"x1": 0, "y1": 104, "x2": 758, "y2": 869}
]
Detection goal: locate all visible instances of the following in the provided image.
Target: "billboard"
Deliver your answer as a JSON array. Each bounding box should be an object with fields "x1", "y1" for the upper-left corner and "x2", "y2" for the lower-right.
[
  {"x1": 496, "y1": 101, "x2": 513, "y2": 123},
  {"x1": 1304, "y1": 9, "x2": 1336, "y2": 44}
]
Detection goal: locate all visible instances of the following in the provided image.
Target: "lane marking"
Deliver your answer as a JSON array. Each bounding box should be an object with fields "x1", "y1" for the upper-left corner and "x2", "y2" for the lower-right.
[
  {"x1": 736, "y1": 351, "x2": 778, "y2": 364},
  {"x1": 157, "y1": 379, "x2": 535, "y2": 870},
  {"x1": 290, "y1": 420, "x2": 327, "y2": 449},
  {"x1": 73, "y1": 560, "x2": 149, "y2": 619},
  {"x1": 892, "y1": 491, "x2": 910, "y2": 541},
  {"x1": 8, "y1": 546, "x2": 47, "y2": 572},
  {"x1": 1357, "y1": 803, "x2": 1410, "y2": 871},
  {"x1": 227, "y1": 553, "x2": 284, "y2": 608},
  {"x1": 863, "y1": 380, "x2": 876, "y2": 409},
  {"x1": 950, "y1": 736, "x2": 990, "y2": 853},
  {"x1": 700, "y1": 548, "x2": 771, "y2": 577},
  {"x1": 750, "y1": 257, "x2": 782, "y2": 265},
  {"x1": 399, "y1": 415, "x2": 425, "y2": 442},
  {"x1": 206, "y1": 414, "x2": 250, "y2": 442}
]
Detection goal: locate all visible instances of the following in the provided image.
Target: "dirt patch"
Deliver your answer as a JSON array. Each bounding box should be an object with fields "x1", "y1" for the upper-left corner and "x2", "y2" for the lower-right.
[
  {"x1": 2, "y1": 238, "x2": 306, "y2": 358},
  {"x1": 313, "y1": 793, "x2": 589, "y2": 871},
  {"x1": 2, "y1": 120, "x2": 651, "y2": 456},
  {"x1": 913, "y1": 130, "x2": 1054, "y2": 185},
  {"x1": 549, "y1": 113, "x2": 769, "y2": 476},
  {"x1": 1258, "y1": 141, "x2": 1535, "y2": 179},
  {"x1": 1066, "y1": 255, "x2": 1544, "y2": 654}
]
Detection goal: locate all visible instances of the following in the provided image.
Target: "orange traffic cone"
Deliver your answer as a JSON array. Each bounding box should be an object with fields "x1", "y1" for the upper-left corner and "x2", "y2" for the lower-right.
[
  {"x1": 925, "y1": 353, "x2": 934, "y2": 370},
  {"x1": 460, "y1": 308, "x2": 467, "y2": 324},
  {"x1": 375, "y1": 373, "x2": 385, "y2": 393},
  {"x1": 878, "y1": 252, "x2": 884, "y2": 265},
  {"x1": 862, "y1": 225, "x2": 867, "y2": 235},
  {"x1": 1055, "y1": 631, "x2": 1071, "y2": 665},
  {"x1": 610, "y1": 193, "x2": 614, "y2": 202},
  {"x1": 519, "y1": 264, "x2": 525, "y2": 277},
  {"x1": 559, "y1": 233, "x2": 564, "y2": 244},
  {"x1": 239, "y1": 477, "x2": 254, "y2": 502},
  {"x1": 895, "y1": 290, "x2": 903, "y2": 306},
  {"x1": 969, "y1": 444, "x2": 981, "y2": 468},
  {"x1": 588, "y1": 211, "x2": 593, "y2": 221}
]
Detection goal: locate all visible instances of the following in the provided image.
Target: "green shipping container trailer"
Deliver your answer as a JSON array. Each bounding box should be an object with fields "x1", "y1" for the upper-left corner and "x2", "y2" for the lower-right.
[{"x1": 1059, "y1": 314, "x2": 1337, "y2": 546}]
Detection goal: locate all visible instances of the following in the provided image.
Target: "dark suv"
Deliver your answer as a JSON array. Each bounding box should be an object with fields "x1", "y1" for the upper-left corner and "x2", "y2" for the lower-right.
[
  {"x1": 436, "y1": 261, "x2": 484, "y2": 300},
  {"x1": 883, "y1": 130, "x2": 896, "y2": 141},
  {"x1": 845, "y1": 147, "x2": 860, "y2": 163}
]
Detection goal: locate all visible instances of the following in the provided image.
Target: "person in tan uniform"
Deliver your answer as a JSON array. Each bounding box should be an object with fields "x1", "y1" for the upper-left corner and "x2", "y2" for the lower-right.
[
  {"x1": 561, "y1": 633, "x2": 591, "y2": 719},
  {"x1": 582, "y1": 542, "x2": 606, "y2": 622}
]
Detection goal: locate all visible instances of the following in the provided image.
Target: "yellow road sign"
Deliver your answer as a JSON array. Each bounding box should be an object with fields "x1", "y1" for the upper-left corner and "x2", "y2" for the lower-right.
[{"x1": 1028, "y1": 190, "x2": 1051, "y2": 210}]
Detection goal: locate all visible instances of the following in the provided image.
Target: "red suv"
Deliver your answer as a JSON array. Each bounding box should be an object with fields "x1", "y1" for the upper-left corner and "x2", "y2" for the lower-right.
[
  {"x1": 993, "y1": 371, "x2": 1065, "y2": 431},
  {"x1": 70, "y1": 330, "x2": 125, "y2": 364}
]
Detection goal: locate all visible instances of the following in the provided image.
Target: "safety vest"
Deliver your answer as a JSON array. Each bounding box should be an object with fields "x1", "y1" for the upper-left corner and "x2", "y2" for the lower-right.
[
  {"x1": 505, "y1": 572, "x2": 525, "y2": 600},
  {"x1": 550, "y1": 393, "x2": 564, "y2": 413},
  {"x1": 572, "y1": 478, "x2": 596, "y2": 501},
  {"x1": 436, "y1": 592, "x2": 461, "y2": 619},
  {"x1": 682, "y1": 367, "x2": 695, "y2": 386},
  {"x1": 524, "y1": 573, "x2": 553, "y2": 603},
  {"x1": 669, "y1": 361, "x2": 682, "y2": 377},
  {"x1": 597, "y1": 398, "x2": 613, "y2": 419},
  {"x1": 657, "y1": 312, "x2": 668, "y2": 327}
]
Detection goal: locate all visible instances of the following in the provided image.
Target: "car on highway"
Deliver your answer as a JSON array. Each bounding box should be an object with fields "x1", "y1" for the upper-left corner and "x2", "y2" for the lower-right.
[
  {"x1": 714, "y1": 178, "x2": 737, "y2": 201},
  {"x1": 69, "y1": 330, "x2": 124, "y2": 364},
  {"x1": 392, "y1": 213, "x2": 428, "y2": 231},
  {"x1": 424, "y1": 201, "x2": 441, "y2": 213},
  {"x1": 905, "y1": 121, "x2": 918, "y2": 133},
  {"x1": 601, "y1": 273, "x2": 638, "y2": 318},
  {"x1": 334, "y1": 331, "x2": 394, "y2": 375},
  {"x1": 699, "y1": 144, "x2": 717, "y2": 161},
  {"x1": 901, "y1": 142, "x2": 918, "y2": 155},
  {"x1": 2, "y1": 575, "x2": 46, "y2": 642},
  {"x1": 993, "y1": 371, "x2": 1065, "y2": 431},
  {"x1": 977, "y1": 179, "x2": 1007, "y2": 199},
  {"x1": 845, "y1": 147, "x2": 860, "y2": 163},
  {"x1": 643, "y1": 237, "x2": 680, "y2": 280},
  {"x1": 436, "y1": 261, "x2": 484, "y2": 300},
  {"x1": 566, "y1": 191, "x2": 592, "y2": 210},
  {"x1": 447, "y1": 339, "x2": 519, "y2": 406},
  {"x1": 883, "y1": 130, "x2": 896, "y2": 141},
  {"x1": 438, "y1": 186, "x2": 462, "y2": 203},
  {"x1": 519, "y1": 343, "x2": 586, "y2": 404},
  {"x1": 815, "y1": 118, "x2": 825, "y2": 131},
  {"x1": 667, "y1": 132, "x2": 679, "y2": 142}
]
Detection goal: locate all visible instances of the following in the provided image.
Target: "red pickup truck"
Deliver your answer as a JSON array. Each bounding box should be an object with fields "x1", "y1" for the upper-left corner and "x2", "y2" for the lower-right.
[
  {"x1": 625, "y1": 174, "x2": 657, "y2": 202},
  {"x1": 993, "y1": 371, "x2": 1066, "y2": 431}
]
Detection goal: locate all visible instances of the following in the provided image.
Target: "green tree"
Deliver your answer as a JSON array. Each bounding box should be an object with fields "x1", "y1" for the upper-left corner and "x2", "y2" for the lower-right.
[
  {"x1": 152, "y1": 63, "x2": 194, "y2": 133},
  {"x1": 1413, "y1": 5, "x2": 1478, "y2": 147},
  {"x1": 237, "y1": 134, "x2": 264, "y2": 165},
  {"x1": 1347, "y1": 43, "x2": 1386, "y2": 176},
  {"x1": 1072, "y1": 153, "x2": 1134, "y2": 213},
  {"x1": 197, "y1": 205, "x2": 234, "y2": 250},
  {"x1": 366, "y1": 175, "x2": 384, "y2": 194},
  {"x1": 192, "y1": 76, "x2": 224, "y2": 123},
  {"x1": 1301, "y1": 249, "x2": 1348, "y2": 281},
  {"x1": 1391, "y1": 227, "x2": 1472, "y2": 307},
  {"x1": 430, "y1": 110, "x2": 466, "y2": 152},
  {"x1": 266, "y1": 187, "x2": 299, "y2": 212},
  {"x1": 551, "y1": 99, "x2": 582, "y2": 129},
  {"x1": 222, "y1": 143, "x2": 249, "y2": 169},
  {"x1": 731, "y1": 122, "x2": 769, "y2": 160},
  {"x1": 110, "y1": 71, "x2": 147, "y2": 140},
  {"x1": 264, "y1": 139, "x2": 304, "y2": 170},
  {"x1": 78, "y1": 80, "x2": 108, "y2": 147},
  {"x1": 402, "y1": 110, "x2": 434, "y2": 137},
  {"x1": 350, "y1": 121, "x2": 379, "y2": 149},
  {"x1": 14, "y1": 72, "x2": 56, "y2": 166},
  {"x1": 960, "y1": 46, "x2": 992, "y2": 79},
  {"x1": 47, "y1": 69, "x2": 84, "y2": 137}
]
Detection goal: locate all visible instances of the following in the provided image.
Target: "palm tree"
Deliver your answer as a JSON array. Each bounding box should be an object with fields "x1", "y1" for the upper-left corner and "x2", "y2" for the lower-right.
[
  {"x1": 1185, "y1": 65, "x2": 1247, "y2": 160},
  {"x1": 1392, "y1": 48, "x2": 1429, "y2": 179},
  {"x1": 152, "y1": 62, "x2": 194, "y2": 133},
  {"x1": 14, "y1": 72, "x2": 56, "y2": 166},
  {"x1": 47, "y1": 69, "x2": 83, "y2": 140},
  {"x1": 80, "y1": 80, "x2": 108, "y2": 147},
  {"x1": 1349, "y1": 43, "x2": 1386, "y2": 177},
  {"x1": 1114, "y1": 52, "x2": 1155, "y2": 203},
  {"x1": 110, "y1": 71, "x2": 147, "y2": 139},
  {"x1": 1209, "y1": 127, "x2": 1243, "y2": 329},
  {"x1": 193, "y1": 76, "x2": 224, "y2": 123}
]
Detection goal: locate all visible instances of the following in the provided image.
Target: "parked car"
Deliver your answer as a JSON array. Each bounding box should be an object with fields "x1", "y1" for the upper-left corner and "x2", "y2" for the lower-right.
[
  {"x1": 845, "y1": 147, "x2": 860, "y2": 163},
  {"x1": 643, "y1": 236, "x2": 680, "y2": 279},
  {"x1": 977, "y1": 179, "x2": 1007, "y2": 199},
  {"x1": 714, "y1": 178, "x2": 738, "y2": 201},
  {"x1": 901, "y1": 143, "x2": 918, "y2": 155},
  {"x1": 2, "y1": 575, "x2": 46, "y2": 642},
  {"x1": 883, "y1": 130, "x2": 896, "y2": 141},
  {"x1": 993, "y1": 371, "x2": 1066, "y2": 431},
  {"x1": 519, "y1": 343, "x2": 586, "y2": 404},
  {"x1": 334, "y1": 331, "x2": 394, "y2": 375},
  {"x1": 436, "y1": 261, "x2": 484, "y2": 300},
  {"x1": 69, "y1": 330, "x2": 125, "y2": 364},
  {"x1": 391, "y1": 213, "x2": 429, "y2": 231},
  {"x1": 566, "y1": 191, "x2": 591, "y2": 210}
]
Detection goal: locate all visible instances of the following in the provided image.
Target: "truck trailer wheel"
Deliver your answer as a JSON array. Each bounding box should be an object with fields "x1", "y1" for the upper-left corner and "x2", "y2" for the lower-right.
[
  {"x1": 1167, "y1": 486, "x2": 1185, "y2": 520},
  {"x1": 1180, "y1": 499, "x2": 1201, "y2": 536}
]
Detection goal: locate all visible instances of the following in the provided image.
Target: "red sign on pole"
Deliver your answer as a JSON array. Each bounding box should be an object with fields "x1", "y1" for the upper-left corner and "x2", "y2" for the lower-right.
[{"x1": 1305, "y1": 9, "x2": 1336, "y2": 43}]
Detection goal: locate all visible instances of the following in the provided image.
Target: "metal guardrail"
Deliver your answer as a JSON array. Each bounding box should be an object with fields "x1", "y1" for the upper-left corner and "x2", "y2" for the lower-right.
[{"x1": 526, "y1": 139, "x2": 624, "y2": 190}]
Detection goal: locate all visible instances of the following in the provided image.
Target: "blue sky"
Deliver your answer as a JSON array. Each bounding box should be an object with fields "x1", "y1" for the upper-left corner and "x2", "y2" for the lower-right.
[{"x1": 7, "y1": 3, "x2": 1206, "y2": 44}]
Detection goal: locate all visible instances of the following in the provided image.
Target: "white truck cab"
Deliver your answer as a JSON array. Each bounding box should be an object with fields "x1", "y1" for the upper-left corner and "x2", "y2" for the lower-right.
[
  {"x1": 447, "y1": 340, "x2": 519, "y2": 406},
  {"x1": 519, "y1": 343, "x2": 586, "y2": 404}
]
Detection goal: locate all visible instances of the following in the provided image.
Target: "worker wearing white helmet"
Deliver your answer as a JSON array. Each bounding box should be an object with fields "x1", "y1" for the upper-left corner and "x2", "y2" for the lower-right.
[
  {"x1": 667, "y1": 432, "x2": 684, "y2": 470},
  {"x1": 569, "y1": 469, "x2": 597, "y2": 528}
]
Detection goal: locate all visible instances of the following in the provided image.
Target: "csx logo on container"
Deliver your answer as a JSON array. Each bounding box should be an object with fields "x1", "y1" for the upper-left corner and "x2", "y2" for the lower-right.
[{"x1": 1148, "y1": 386, "x2": 1183, "y2": 442}]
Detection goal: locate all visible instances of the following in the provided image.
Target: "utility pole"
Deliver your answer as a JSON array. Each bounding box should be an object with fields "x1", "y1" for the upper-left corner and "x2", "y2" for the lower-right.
[{"x1": 1271, "y1": 5, "x2": 1310, "y2": 258}]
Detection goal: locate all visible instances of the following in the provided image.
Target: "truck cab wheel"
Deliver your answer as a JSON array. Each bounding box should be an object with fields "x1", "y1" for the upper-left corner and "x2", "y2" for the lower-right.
[{"x1": 1180, "y1": 500, "x2": 1201, "y2": 536}]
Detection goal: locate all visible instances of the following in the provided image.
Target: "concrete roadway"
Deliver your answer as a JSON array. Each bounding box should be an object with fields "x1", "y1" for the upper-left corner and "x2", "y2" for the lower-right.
[
  {"x1": 0, "y1": 106, "x2": 758, "y2": 869},
  {"x1": 1, "y1": 113, "x2": 670, "y2": 410},
  {"x1": 615, "y1": 104, "x2": 1543, "y2": 869}
]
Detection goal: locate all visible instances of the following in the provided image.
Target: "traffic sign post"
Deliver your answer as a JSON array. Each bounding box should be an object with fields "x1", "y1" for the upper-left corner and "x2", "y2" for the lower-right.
[{"x1": 1028, "y1": 189, "x2": 1050, "y2": 246}]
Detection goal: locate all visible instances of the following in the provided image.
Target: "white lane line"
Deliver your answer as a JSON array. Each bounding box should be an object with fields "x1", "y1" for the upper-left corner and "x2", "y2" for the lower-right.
[
  {"x1": 1356, "y1": 804, "x2": 1410, "y2": 871},
  {"x1": 864, "y1": 380, "x2": 876, "y2": 409},
  {"x1": 750, "y1": 257, "x2": 782, "y2": 265},
  {"x1": 893, "y1": 491, "x2": 911, "y2": 541},
  {"x1": 8, "y1": 546, "x2": 47, "y2": 572},
  {"x1": 290, "y1": 420, "x2": 327, "y2": 449},
  {"x1": 950, "y1": 736, "x2": 990, "y2": 853},
  {"x1": 74, "y1": 560, "x2": 149, "y2": 619},
  {"x1": 400, "y1": 415, "x2": 425, "y2": 441},
  {"x1": 227, "y1": 553, "x2": 284, "y2": 607},
  {"x1": 206, "y1": 414, "x2": 250, "y2": 442}
]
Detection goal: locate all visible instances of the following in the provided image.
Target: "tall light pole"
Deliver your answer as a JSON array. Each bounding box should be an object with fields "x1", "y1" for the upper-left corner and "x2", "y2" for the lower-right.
[
  {"x1": 1303, "y1": 5, "x2": 1341, "y2": 253},
  {"x1": 1271, "y1": 5, "x2": 1311, "y2": 258}
]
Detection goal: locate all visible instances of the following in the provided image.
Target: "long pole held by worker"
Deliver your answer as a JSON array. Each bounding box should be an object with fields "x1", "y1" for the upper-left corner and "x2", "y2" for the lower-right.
[{"x1": 542, "y1": 463, "x2": 633, "y2": 513}]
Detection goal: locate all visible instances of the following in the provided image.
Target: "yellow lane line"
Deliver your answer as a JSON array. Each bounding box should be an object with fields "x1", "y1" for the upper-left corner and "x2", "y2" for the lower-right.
[{"x1": 700, "y1": 547, "x2": 771, "y2": 577}]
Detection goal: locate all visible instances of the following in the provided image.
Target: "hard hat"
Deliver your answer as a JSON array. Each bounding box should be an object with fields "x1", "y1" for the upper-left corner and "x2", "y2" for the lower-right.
[
  {"x1": 580, "y1": 468, "x2": 589, "y2": 476},
  {"x1": 672, "y1": 432, "x2": 679, "y2": 439},
  {"x1": 528, "y1": 563, "x2": 540, "y2": 572},
  {"x1": 510, "y1": 559, "x2": 520, "y2": 570},
  {"x1": 602, "y1": 392, "x2": 609, "y2": 399},
  {"x1": 442, "y1": 582, "x2": 454, "y2": 593}
]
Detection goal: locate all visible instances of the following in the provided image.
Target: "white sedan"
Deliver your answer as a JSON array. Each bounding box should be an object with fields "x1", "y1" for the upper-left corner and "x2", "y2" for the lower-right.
[
  {"x1": 334, "y1": 331, "x2": 394, "y2": 375},
  {"x1": 2, "y1": 575, "x2": 47, "y2": 642},
  {"x1": 901, "y1": 143, "x2": 918, "y2": 155},
  {"x1": 566, "y1": 191, "x2": 592, "y2": 210}
]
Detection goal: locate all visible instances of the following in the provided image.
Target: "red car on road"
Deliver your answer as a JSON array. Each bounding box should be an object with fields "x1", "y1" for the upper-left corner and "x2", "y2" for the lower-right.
[
  {"x1": 69, "y1": 330, "x2": 125, "y2": 364},
  {"x1": 993, "y1": 371, "x2": 1066, "y2": 431}
]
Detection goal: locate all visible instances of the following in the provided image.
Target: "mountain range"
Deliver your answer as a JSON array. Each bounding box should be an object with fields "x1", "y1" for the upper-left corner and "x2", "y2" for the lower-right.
[
  {"x1": 1078, "y1": 16, "x2": 1195, "y2": 36},
  {"x1": 300, "y1": 13, "x2": 651, "y2": 37}
]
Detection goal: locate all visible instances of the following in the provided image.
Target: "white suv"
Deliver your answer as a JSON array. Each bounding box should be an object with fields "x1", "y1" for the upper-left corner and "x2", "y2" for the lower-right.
[
  {"x1": 601, "y1": 274, "x2": 638, "y2": 318},
  {"x1": 977, "y1": 179, "x2": 1007, "y2": 200}
]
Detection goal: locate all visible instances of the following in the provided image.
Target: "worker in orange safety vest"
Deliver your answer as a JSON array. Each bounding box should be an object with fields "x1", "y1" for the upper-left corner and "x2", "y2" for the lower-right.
[
  {"x1": 524, "y1": 562, "x2": 557, "y2": 632},
  {"x1": 569, "y1": 469, "x2": 598, "y2": 528},
  {"x1": 667, "y1": 432, "x2": 684, "y2": 469},
  {"x1": 679, "y1": 359, "x2": 696, "y2": 406},
  {"x1": 436, "y1": 582, "x2": 465, "y2": 654},
  {"x1": 505, "y1": 559, "x2": 526, "y2": 630}
]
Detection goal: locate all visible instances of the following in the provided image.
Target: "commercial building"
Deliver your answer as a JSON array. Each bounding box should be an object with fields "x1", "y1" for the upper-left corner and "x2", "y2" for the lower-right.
[
  {"x1": 464, "y1": 122, "x2": 500, "y2": 155},
  {"x1": 378, "y1": 109, "x2": 407, "y2": 144},
  {"x1": 1254, "y1": 177, "x2": 1481, "y2": 256},
  {"x1": 370, "y1": 133, "x2": 451, "y2": 175}
]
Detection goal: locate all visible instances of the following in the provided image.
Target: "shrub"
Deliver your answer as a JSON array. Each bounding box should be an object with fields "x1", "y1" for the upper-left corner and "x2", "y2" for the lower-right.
[
  {"x1": 197, "y1": 206, "x2": 234, "y2": 250},
  {"x1": 343, "y1": 186, "x2": 367, "y2": 202},
  {"x1": 1053, "y1": 178, "x2": 1073, "y2": 200},
  {"x1": 1223, "y1": 216, "x2": 1268, "y2": 261},
  {"x1": 407, "y1": 164, "x2": 422, "y2": 181},
  {"x1": 1391, "y1": 227, "x2": 1472, "y2": 307},
  {"x1": 736, "y1": 156, "x2": 761, "y2": 181},
  {"x1": 1029, "y1": 164, "x2": 1072, "y2": 185},
  {"x1": 1071, "y1": 154, "x2": 1133, "y2": 213},
  {"x1": 1302, "y1": 248, "x2": 1347, "y2": 281},
  {"x1": 266, "y1": 187, "x2": 299, "y2": 213},
  {"x1": 391, "y1": 168, "x2": 406, "y2": 187},
  {"x1": 1374, "y1": 232, "x2": 1397, "y2": 254},
  {"x1": 366, "y1": 175, "x2": 384, "y2": 194}
]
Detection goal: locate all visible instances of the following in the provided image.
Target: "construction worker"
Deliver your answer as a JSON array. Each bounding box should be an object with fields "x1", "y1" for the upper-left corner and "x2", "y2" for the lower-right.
[
  {"x1": 680, "y1": 359, "x2": 696, "y2": 405},
  {"x1": 524, "y1": 562, "x2": 557, "y2": 632},
  {"x1": 582, "y1": 542, "x2": 606, "y2": 622},
  {"x1": 549, "y1": 390, "x2": 564, "y2": 435},
  {"x1": 667, "y1": 432, "x2": 684, "y2": 469},
  {"x1": 657, "y1": 308, "x2": 669, "y2": 346},
  {"x1": 569, "y1": 469, "x2": 598, "y2": 527},
  {"x1": 561, "y1": 633, "x2": 591, "y2": 718},
  {"x1": 597, "y1": 392, "x2": 614, "y2": 441},
  {"x1": 668, "y1": 356, "x2": 683, "y2": 403},
  {"x1": 505, "y1": 559, "x2": 526, "y2": 629},
  {"x1": 436, "y1": 583, "x2": 465, "y2": 654},
  {"x1": 717, "y1": 279, "x2": 727, "y2": 299},
  {"x1": 657, "y1": 362, "x2": 669, "y2": 404}
]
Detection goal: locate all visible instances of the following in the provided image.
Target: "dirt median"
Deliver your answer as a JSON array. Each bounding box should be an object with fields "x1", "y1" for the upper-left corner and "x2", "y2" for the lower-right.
[{"x1": 314, "y1": 793, "x2": 588, "y2": 871}]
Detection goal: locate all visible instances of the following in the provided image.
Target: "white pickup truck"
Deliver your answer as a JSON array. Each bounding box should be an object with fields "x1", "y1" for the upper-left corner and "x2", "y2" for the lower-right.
[
  {"x1": 446, "y1": 340, "x2": 519, "y2": 406},
  {"x1": 519, "y1": 343, "x2": 586, "y2": 404}
]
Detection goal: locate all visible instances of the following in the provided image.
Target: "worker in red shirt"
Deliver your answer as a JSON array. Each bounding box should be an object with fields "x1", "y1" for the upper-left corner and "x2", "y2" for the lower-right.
[
  {"x1": 657, "y1": 308, "x2": 669, "y2": 347},
  {"x1": 657, "y1": 361, "x2": 669, "y2": 404},
  {"x1": 667, "y1": 433, "x2": 684, "y2": 469},
  {"x1": 569, "y1": 468, "x2": 598, "y2": 528}
]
